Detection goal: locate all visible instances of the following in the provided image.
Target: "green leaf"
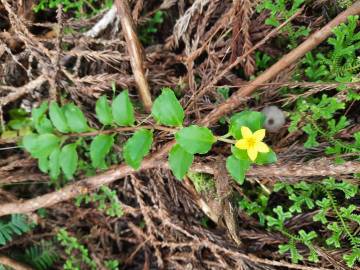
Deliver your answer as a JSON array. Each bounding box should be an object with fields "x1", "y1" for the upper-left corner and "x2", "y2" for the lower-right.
[
  {"x1": 175, "y1": 125, "x2": 216, "y2": 154},
  {"x1": 23, "y1": 133, "x2": 60, "y2": 159},
  {"x1": 151, "y1": 88, "x2": 184, "y2": 126},
  {"x1": 123, "y1": 129, "x2": 153, "y2": 169},
  {"x1": 343, "y1": 247, "x2": 360, "y2": 267},
  {"x1": 32, "y1": 103, "x2": 53, "y2": 134},
  {"x1": 60, "y1": 143, "x2": 78, "y2": 180},
  {"x1": 49, "y1": 148, "x2": 61, "y2": 180},
  {"x1": 231, "y1": 146, "x2": 250, "y2": 161},
  {"x1": 112, "y1": 90, "x2": 135, "y2": 126},
  {"x1": 255, "y1": 150, "x2": 277, "y2": 165},
  {"x1": 49, "y1": 102, "x2": 70, "y2": 133},
  {"x1": 229, "y1": 111, "x2": 265, "y2": 139},
  {"x1": 90, "y1": 134, "x2": 114, "y2": 169},
  {"x1": 38, "y1": 156, "x2": 49, "y2": 173},
  {"x1": 169, "y1": 144, "x2": 194, "y2": 180},
  {"x1": 226, "y1": 155, "x2": 250, "y2": 184},
  {"x1": 95, "y1": 96, "x2": 113, "y2": 126},
  {"x1": 63, "y1": 103, "x2": 89, "y2": 133}
]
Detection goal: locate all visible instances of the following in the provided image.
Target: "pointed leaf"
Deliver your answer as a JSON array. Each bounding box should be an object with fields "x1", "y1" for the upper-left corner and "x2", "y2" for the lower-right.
[
  {"x1": 169, "y1": 144, "x2": 194, "y2": 180},
  {"x1": 49, "y1": 101, "x2": 70, "y2": 133},
  {"x1": 175, "y1": 125, "x2": 216, "y2": 154},
  {"x1": 112, "y1": 90, "x2": 135, "y2": 126},
  {"x1": 49, "y1": 148, "x2": 61, "y2": 180},
  {"x1": 63, "y1": 103, "x2": 89, "y2": 133},
  {"x1": 226, "y1": 155, "x2": 250, "y2": 184},
  {"x1": 123, "y1": 129, "x2": 153, "y2": 169},
  {"x1": 96, "y1": 96, "x2": 113, "y2": 125},
  {"x1": 60, "y1": 143, "x2": 78, "y2": 180},
  {"x1": 23, "y1": 133, "x2": 60, "y2": 159},
  {"x1": 90, "y1": 134, "x2": 114, "y2": 169},
  {"x1": 151, "y1": 88, "x2": 184, "y2": 126}
]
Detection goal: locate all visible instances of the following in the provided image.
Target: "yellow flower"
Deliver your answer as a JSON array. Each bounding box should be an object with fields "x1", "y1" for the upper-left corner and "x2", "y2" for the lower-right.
[{"x1": 235, "y1": 126, "x2": 269, "y2": 161}]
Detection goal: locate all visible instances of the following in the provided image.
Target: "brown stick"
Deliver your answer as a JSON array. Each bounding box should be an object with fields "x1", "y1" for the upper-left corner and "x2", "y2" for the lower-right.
[
  {"x1": 115, "y1": 0, "x2": 153, "y2": 112},
  {"x1": 202, "y1": 1, "x2": 360, "y2": 125},
  {"x1": 1, "y1": 3, "x2": 360, "y2": 216},
  {"x1": 0, "y1": 255, "x2": 34, "y2": 270},
  {"x1": 0, "y1": 159, "x2": 359, "y2": 216}
]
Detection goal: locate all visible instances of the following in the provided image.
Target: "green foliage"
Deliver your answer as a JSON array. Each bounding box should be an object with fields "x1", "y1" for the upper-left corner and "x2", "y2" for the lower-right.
[
  {"x1": 76, "y1": 186, "x2": 124, "y2": 217},
  {"x1": 257, "y1": 0, "x2": 309, "y2": 48},
  {"x1": 112, "y1": 91, "x2": 135, "y2": 126},
  {"x1": 57, "y1": 228, "x2": 97, "y2": 270},
  {"x1": 169, "y1": 144, "x2": 194, "y2": 180},
  {"x1": 22, "y1": 241, "x2": 58, "y2": 270},
  {"x1": 139, "y1": 11, "x2": 165, "y2": 45},
  {"x1": 0, "y1": 215, "x2": 32, "y2": 245},
  {"x1": 175, "y1": 125, "x2": 216, "y2": 154},
  {"x1": 34, "y1": 0, "x2": 113, "y2": 18},
  {"x1": 0, "y1": 108, "x2": 31, "y2": 139},
  {"x1": 187, "y1": 172, "x2": 215, "y2": 194},
  {"x1": 21, "y1": 88, "x2": 276, "y2": 194},
  {"x1": 152, "y1": 88, "x2": 185, "y2": 126},
  {"x1": 60, "y1": 143, "x2": 78, "y2": 180},
  {"x1": 226, "y1": 155, "x2": 250, "y2": 184},
  {"x1": 95, "y1": 96, "x2": 113, "y2": 126},
  {"x1": 90, "y1": 134, "x2": 114, "y2": 169},
  {"x1": 290, "y1": 16, "x2": 360, "y2": 159},
  {"x1": 303, "y1": 16, "x2": 360, "y2": 83},
  {"x1": 123, "y1": 129, "x2": 153, "y2": 169}
]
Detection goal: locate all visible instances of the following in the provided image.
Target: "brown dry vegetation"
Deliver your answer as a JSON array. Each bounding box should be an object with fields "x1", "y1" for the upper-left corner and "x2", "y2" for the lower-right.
[{"x1": 0, "y1": 0, "x2": 360, "y2": 269}]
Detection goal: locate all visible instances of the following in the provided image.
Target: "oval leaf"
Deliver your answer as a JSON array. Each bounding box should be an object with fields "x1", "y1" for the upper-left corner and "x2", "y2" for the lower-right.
[
  {"x1": 63, "y1": 103, "x2": 89, "y2": 133},
  {"x1": 226, "y1": 155, "x2": 250, "y2": 185},
  {"x1": 229, "y1": 111, "x2": 265, "y2": 139},
  {"x1": 90, "y1": 134, "x2": 114, "y2": 169},
  {"x1": 49, "y1": 101, "x2": 70, "y2": 133},
  {"x1": 23, "y1": 133, "x2": 60, "y2": 159},
  {"x1": 255, "y1": 150, "x2": 277, "y2": 165},
  {"x1": 96, "y1": 96, "x2": 113, "y2": 126},
  {"x1": 175, "y1": 125, "x2": 216, "y2": 154},
  {"x1": 123, "y1": 129, "x2": 153, "y2": 169},
  {"x1": 151, "y1": 88, "x2": 184, "y2": 126},
  {"x1": 49, "y1": 148, "x2": 61, "y2": 180},
  {"x1": 169, "y1": 144, "x2": 194, "y2": 180},
  {"x1": 60, "y1": 143, "x2": 78, "y2": 180},
  {"x1": 112, "y1": 90, "x2": 135, "y2": 126}
]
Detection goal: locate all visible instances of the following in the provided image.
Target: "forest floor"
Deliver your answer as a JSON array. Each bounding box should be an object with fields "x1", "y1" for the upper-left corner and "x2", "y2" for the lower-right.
[{"x1": 0, "y1": 0, "x2": 360, "y2": 269}]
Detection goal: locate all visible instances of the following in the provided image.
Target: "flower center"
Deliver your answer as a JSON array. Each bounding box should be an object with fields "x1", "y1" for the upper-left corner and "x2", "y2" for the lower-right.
[{"x1": 246, "y1": 137, "x2": 256, "y2": 148}]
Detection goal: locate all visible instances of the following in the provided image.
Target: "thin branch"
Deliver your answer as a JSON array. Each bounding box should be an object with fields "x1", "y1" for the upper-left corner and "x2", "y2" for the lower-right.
[
  {"x1": 0, "y1": 255, "x2": 34, "y2": 270},
  {"x1": 0, "y1": 158, "x2": 359, "y2": 216},
  {"x1": 115, "y1": 0, "x2": 153, "y2": 112},
  {"x1": 84, "y1": 5, "x2": 117, "y2": 38}
]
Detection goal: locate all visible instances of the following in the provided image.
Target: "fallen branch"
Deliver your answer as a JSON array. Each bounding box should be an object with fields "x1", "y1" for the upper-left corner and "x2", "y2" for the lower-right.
[
  {"x1": 0, "y1": 255, "x2": 34, "y2": 270},
  {"x1": 0, "y1": 75, "x2": 48, "y2": 106},
  {"x1": 115, "y1": 0, "x2": 153, "y2": 112},
  {"x1": 84, "y1": 5, "x2": 117, "y2": 38},
  {"x1": 0, "y1": 158, "x2": 358, "y2": 216}
]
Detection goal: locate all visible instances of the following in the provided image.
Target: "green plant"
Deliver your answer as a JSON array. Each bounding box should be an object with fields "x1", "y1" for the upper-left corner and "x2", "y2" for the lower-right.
[
  {"x1": 21, "y1": 87, "x2": 277, "y2": 187},
  {"x1": 0, "y1": 108, "x2": 32, "y2": 139},
  {"x1": 303, "y1": 16, "x2": 360, "y2": 84},
  {"x1": 257, "y1": 0, "x2": 309, "y2": 48},
  {"x1": 57, "y1": 228, "x2": 97, "y2": 270},
  {"x1": 34, "y1": 0, "x2": 113, "y2": 18},
  {"x1": 21, "y1": 241, "x2": 58, "y2": 270},
  {"x1": 0, "y1": 214, "x2": 33, "y2": 246},
  {"x1": 75, "y1": 186, "x2": 124, "y2": 217},
  {"x1": 138, "y1": 11, "x2": 165, "y2": 46}
]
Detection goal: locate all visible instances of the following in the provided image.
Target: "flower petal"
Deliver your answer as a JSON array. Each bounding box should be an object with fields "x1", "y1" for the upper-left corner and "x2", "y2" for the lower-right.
[
  {"x1": 253, "y1": 129, "x2": 266, "y2": 141},
  {"x1": 235, "y1": 139, "x2": 248, "y2": 149},
  {"x1": 241, "y1": 126, "x2": 252, "y2": 139},
  {"x1": 247, "y1": 147, "x2": 258, "y2": 161},
  {"x1": 256, "y1": 142, "x2": 269, "y2": 153}
]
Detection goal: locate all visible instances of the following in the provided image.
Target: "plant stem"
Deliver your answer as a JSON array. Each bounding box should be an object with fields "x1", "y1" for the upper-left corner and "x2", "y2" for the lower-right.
[{"x1": 216, "y1": 137, "x2": 236, "y2": 144}]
